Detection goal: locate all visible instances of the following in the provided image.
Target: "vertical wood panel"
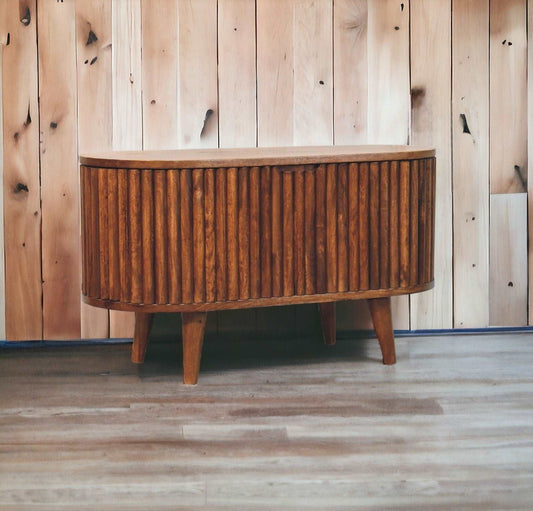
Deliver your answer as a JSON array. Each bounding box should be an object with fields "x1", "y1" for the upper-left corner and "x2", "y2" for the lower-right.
[
  {"x1": 218, "y1": 0, "x2": 256, "y2": 148},
  {"x1": 256, "y1": 0, "x2": 293, "y2": 146},
  {"x1": 107, "y1": 171, "x2": 120, "y2": 301},
  {"x1": 249, "y1": 167, "x2": 261, "y2": 299},
  {"x1": 167, "y1": 170, "x2": 181, "y2": 304},
  {"x1": 489, "y1": 194, "x2": 527, "y2": 326},
  {"x1": 410, "y1": 0, "x2": 453, "y2": 329},
  {"x1": 304, "y1": 167, "x2": 317, "y2": 295},
  {"x1": 315, "y1": 164, "x2": 327, "y2": 294},
  {"x1": 260, "y1": 166, "x2": 272, "y2": 298},
  {"x1": 334, "y1": 0, "x2": 367, "y2": 144},
  {"x1": 226, "y1": 167, "x2": 239, "y2": 301},
  {"x1": 238, "y1": 168, "x2": 250, "y2": 300},
  {"x1": 2, "y1": 0, "x2": 42, "y2": 340},
  {"x1": 326, "y1": 164, "x2": 337, "y2": 293},
  {"x1": 490, "y1": 0, "x2": 527, "y2": 194},
  {"x1": 180, "y1": 170, "x2": 193, "y2": 304},
  {"x1": 389, "y1": 161, "x2": 400, "y2": 289},
  {"x1": 215, "y1": 168, "x2": 228, "y2": 302},
  {"x1": 117, "y1": 169, "x2": 131, "y2": 303},
  {"x1": 141, "y1": 0, "x2": 178, "y2": 150},
  {"x1": 409, "y1": 161, "x2": 419, "y2": 287},
  {"x1": 293, "y1": 0, "x2": 333, "y2": 145},
  {"x1": 76, "y1": 0, "x2": 111, "y2": 338},
  {"x1": 153, "y1": 171, "x2": 168, "y2": 304},
  {"x1": 336, "y1": 164, "x2": 348, "y2": 292},
  {"x1": 379, "y1": 161, "x2": 390, "y2": 290},
  {"x1": 399, "y1": 161, "x2": 410, "y2": 288},
  {"x1": 38, "y1": 0, "x2": 80, "y2": 340},
  {"x1": 128, "y1": 170, "x2": 142, "y2": 304},
  {"x1": 452, "y1": 0, "x2": 490, "y2": 328},
  {"x1": 192, "y1": 169, "x2": 205, "y2": 303},
  {"x1": 177, "y1": 0, "x2": 218, "y2": 149},
  {"x1": 367, "y1": 0, "x2": 410, "y2": 329},
  {"x1": 369, "y1": 162, "x2": 380, "y2": 289},
  {"x1": 529, "y1": 0, "x2": 533, "y2": 325},
  {"x1": 271, "y1": 167, "x2": 282, "y2": 297},
  {"x1": 294, "y1": 168, "x2": 305, "y2": 295},
  {"x1": 141, "y1": 171, "x2": 154, "y2": 304},
  {"x1": 112, "y1": 0, "x2": 141, "y2": 336},
  {"x1": 347, "y1": 163, "x2": 359, "y2": 291},
  {"x1": 204, "y1": 168, "x2": 216, "y2": 303},
  {"x1": 0, "y1": 13, "x2": 5, "y2": 339},
  {"x1": 358, "y1": 163, "x2": 370, "y2": 291},
  {"x1": 282, "y1": 170, "x2": 294, "y2": 296},
  {"x1": 97, "y1": 169, "x2": 109, "y2": 299}
]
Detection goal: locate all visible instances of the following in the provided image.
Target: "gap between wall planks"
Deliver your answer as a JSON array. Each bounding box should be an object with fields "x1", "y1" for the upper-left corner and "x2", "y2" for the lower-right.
[
  {"x1": 1, "y1": 0, "x2": 42, "y2": 341},
  {"x1": 76, "y1": 0, "x2": 112, "y2": 339},
  {"x1": 0, "y1": 7, "x2": 5, "y2": 340},
  {"x1": 452, "y1": 0, "x2": 490, "y2": 328},
  {"x1": 111, "y1": 0, "x2": 142, "y2": 338},
  {"x1": 38, "y1": 0, "x2": 81, "y2": 340},
  {"x1": 409, "y1": 0, "x2": 453, "y2": 330},
  {"x1": 528, "y1": 0, "x2": 533, "y2": 326},
  {"x1": 489, "y1": 194, "x2": 528, "y2": 326}
]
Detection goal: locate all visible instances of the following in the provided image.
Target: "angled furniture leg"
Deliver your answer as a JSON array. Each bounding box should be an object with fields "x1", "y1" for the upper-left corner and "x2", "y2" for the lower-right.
[
  {"x1": 367, "y1": 297, "x2": 396, "y2": 365},
  {"x1": 131, "y1": 312, "x2": 154, "y2": 363},
  {"x1": 182, "y1": 312, "x2": 208, "y2": 385},
  {"x1": 318, "y1": 302, "x2": 336, "y2": 345}
]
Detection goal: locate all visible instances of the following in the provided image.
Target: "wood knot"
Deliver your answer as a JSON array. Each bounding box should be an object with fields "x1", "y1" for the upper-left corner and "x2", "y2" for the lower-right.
[{"x1": 15, "y1": 183, "x2": 29, "y2": 193}]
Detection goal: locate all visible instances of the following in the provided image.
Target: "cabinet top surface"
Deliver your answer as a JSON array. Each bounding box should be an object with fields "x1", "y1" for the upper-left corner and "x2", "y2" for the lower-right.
[{"x1": 80, "y1": 145, "x2": 435, "y2": 169}]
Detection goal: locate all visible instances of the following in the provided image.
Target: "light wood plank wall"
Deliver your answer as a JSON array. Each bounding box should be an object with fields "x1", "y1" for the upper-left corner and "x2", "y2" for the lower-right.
[{"x1": 0, "y1": 0, "x2": 531, "y2": 340}]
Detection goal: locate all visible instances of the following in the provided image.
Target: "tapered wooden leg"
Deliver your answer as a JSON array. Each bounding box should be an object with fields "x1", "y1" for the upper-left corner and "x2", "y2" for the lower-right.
[
  {"x1": 318, "y1": 302, "x2": 336, "y2": 345},
  {"x1": 182, "y1": 312, "x2": 208, "y2": 385},
  {"x1": 131, "y1": 312, "x2": 154, "y2": 364},
  {"x1": 367, "y1": 297, "x2": 396, "y2": 365}
]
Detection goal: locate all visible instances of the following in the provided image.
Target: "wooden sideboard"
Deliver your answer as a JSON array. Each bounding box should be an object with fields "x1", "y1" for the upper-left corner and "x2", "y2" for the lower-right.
[{"x1": 80, "y1": 145, "x2": 436, "y2": 384}]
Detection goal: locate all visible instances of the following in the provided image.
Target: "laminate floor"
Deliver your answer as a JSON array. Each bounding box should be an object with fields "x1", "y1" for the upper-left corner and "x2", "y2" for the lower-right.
[{"x1": 1, "y1": 331, "x2": 533, "y2": 510}]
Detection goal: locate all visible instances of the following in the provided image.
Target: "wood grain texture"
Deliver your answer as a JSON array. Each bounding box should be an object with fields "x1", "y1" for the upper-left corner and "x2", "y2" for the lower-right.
[
  {"x1": 81, "y1": 154, "x2": 435, "y2": 319},
  {"x1": 293, "y1": 0, "x2": 333, "y2": 146},
  {"x1": 452, "y1": 0, "x2": 490, "y2": 328},
  {"x1": 111, "y1": 0, "x2": 142, "y2": 338},
  {"x1": 256, "y1": 0, "x2": 293, "y2": 146},
  {"x1": 334, "y1": 0, "x2": 368, "y2": 145},
  {"x1": 489, "y1": 194, "x2": 528, "y2": 326},
  {"x1": 1, "y1": 0, "x2": 42, "y2": 340},
  {"x1": 2, "y1": 332, "x2": 533, "y2": 507},
  {"x1": 141, "y1": 0, "x2": 178, "y2": 150},
  {"x1": 489, "y1": 0, "x2": 527, "y2": 194},
  {"x1": 177, "y1": 0, "x2": 218, "y2": 149},
  {"x1": 218, "y1": 0, "x2": 256, "y2": 149},
  {"x1": 409, "y1": 0, "x2": 453, "y2": 330},
  {"x1": 38, "y1": 0, "x2": 81, "y2": 340},
  {"x1": 76, "y1": 0, "x2": 112, "y2": 338}
]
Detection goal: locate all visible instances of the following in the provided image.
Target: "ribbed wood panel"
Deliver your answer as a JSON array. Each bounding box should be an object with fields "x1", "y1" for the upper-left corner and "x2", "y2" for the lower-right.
[{"x1": 81, "y1": 159, "x2": 435, "y2": 308}]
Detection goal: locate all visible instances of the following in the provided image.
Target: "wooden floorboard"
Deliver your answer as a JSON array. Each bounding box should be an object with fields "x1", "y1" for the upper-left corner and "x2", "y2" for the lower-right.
[{"x1": 1, "y1": 333, "x2": 533, "y2": 508}]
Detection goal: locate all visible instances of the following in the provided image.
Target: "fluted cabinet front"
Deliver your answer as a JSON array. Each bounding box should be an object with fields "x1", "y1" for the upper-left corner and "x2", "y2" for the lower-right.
[{"x1": 81, "y1": 159, "x2": 435, "y2": 310}]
